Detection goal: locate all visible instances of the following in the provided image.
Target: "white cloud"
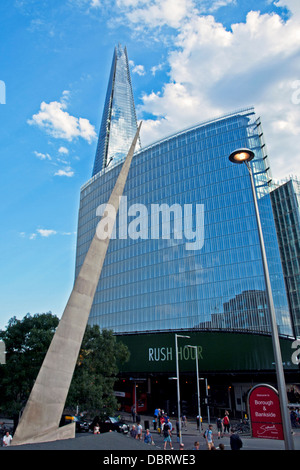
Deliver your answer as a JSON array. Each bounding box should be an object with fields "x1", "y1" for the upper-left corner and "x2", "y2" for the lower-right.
[
  {"x1": 118, "y1": 0, "x2": 195, "y2": 28},
  {"x1": 28, "y1": 92, "x2": 96, "y2": 143},
  {"x1": 24, "y1": 229, "x2": 74, "y2": 240},
  {"x1": 34, "y1": 151, "x2": 52, "y2": 160},
  {"x1": 130, "y1": 2, "x2": 300, "y2": 179},
  {"x1": 54, "y1": 167, "x2": 74, "y2": 177},
  {"x1": 275, "y1": 0, "x2": 300, "y2": 17},
  {"x1": 58, "y1": 146, "x2": 69, "y2": 154},
  {"x1": 80, "y1": 0, "x2": 300, "y2": 179},
  {"x1": 207, "y1": 0, "x2": 236, "y2": 12},
  {"x1": 37, "y1": 229, "x2": 57, "y2": 237},
  {"x1": 90, "y1": 0, "x2": 101, "y2": 7},
  {"x1": 129, "y1": 60, "x2": 146, "y2": 76},
  {"x1": 151, "y1": 62, "x2": 165, "y2": 76}
]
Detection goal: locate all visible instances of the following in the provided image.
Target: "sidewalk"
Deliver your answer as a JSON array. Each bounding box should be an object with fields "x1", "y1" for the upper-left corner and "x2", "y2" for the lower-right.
[
  {"x1": 122, "y1": 412, "x2": 240, "y2": 450},
  {"x1": 122, "y1": 412, "x2": 300, "y2": 451}
]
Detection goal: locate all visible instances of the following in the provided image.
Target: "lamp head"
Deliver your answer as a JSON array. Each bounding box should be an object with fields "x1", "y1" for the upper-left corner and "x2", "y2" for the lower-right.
[{"x1": 229, "y1": 148, "x2": 254, "y2": 164}]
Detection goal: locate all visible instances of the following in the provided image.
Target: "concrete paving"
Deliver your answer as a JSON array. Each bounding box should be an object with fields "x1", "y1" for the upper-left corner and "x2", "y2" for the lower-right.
[{"x1": 2, "y1": 413, "x2": 300, "y2": 451}]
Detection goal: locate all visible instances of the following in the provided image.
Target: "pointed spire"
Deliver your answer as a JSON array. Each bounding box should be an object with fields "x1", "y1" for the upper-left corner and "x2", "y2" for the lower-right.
[{"x1": 92, "y1": 44, "x2": 141, "y2": 176}]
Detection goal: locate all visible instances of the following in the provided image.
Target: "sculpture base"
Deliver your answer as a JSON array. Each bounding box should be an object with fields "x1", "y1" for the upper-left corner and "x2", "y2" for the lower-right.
[{"x1": 12, "y1": 422, "x2": 76, "y2": 447}]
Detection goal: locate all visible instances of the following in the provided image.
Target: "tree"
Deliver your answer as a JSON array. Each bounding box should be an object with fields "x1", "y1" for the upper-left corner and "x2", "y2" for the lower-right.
[
  {"x1": 0, "y1": 314, "x2": 130, "y2": 418},
  {"x1": 66, "y1": 326, "x2": 130, "y2": 416},
  {"x1": 0, "y1": 312, "x2": 59, "y2": 415}
]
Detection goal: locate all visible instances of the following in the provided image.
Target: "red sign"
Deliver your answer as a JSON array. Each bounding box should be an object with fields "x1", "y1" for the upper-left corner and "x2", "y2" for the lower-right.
[{"x1": 248, "y1": 384, "x2": 284, "y2": 440}]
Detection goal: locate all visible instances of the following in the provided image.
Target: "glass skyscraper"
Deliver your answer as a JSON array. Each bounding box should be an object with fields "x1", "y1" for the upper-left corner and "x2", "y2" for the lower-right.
[
  {"x1": 92, "y1": 44, "x2": 140, "y2": 176},
  {"x1": 76, "y1": 62, "x2": 293, "y2": 337},
  {"x1": 271, "y1": 178, "x2": 300, "y2": 337}
]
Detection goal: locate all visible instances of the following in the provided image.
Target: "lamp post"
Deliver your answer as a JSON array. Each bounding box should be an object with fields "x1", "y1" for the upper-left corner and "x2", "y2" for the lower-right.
[
  {"x1": 175, "y1": 334, "x2": 190, "y2": 445},
  {"x1": 228, "y1": 148, "x2": 294, "y2": 450},
  {"x1": 200, "y1": 377, "x2": 210, "y2": 424},
  {"x1": 186, "y1": 345, "x2": 202, "y2": 433}
]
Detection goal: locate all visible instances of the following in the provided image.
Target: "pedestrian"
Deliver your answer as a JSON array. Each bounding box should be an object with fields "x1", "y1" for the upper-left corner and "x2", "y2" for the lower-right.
[
  {"x1": 179, "y1": 443, "x2": 185, "y2": 450},
  {"x1": 93, "y1": 422, "x2": 100, "y2": 434},
  {"x1": 3, "y1": 431, "x2": 12, "y2": 446},
  {"x1": 154, "y1": 408, "x2": 160, "y2": 430},
  {"x1": 137, "y1": 422, "x2": 143, "y2": 440},
  {"x1": 159, "y1": 414, "x2": 165, "y2": 431},
  {"x1": 218, "y1": 443, "x2": 225, "y2": 450},
  {"x1": 175, "y1": 420, "x2": 180, "y2": 442},
  {"x1": 131, "y1": 404, "x2": 136, "y2": 423},
  {"x1": 130, "y1": 425, "x2": 138, "y2": 439},
  {"x1": 163, "y1": 420, "x2": 173, "y2": 450},
  {"x1": 216, "y1": 415, "x2": 223, "y2": 438},
  {"x1": 193, "y1": 441, "x2": 200, "y2": 450},
  {"x1": 181, "y1": 414, "x2": 187, "y2": 430},
  {"x1": 222, "y1": 411, "x2": 230, "y2": 434},
  {"x1": 204, "y1": 424, "x2": 214, "y2": 450},
  {"x1": 230, "y1": 429, "x2": 243, "y2": 450},
  {"x1": 290, "y1": 408, "x2": 297, "y2": 428},
  {"x1": 166, "y1": 417, "x2": 173, "y2": 432},
  {"x1": 144, "y1": 428, "x2": 154, "y2": 445}
]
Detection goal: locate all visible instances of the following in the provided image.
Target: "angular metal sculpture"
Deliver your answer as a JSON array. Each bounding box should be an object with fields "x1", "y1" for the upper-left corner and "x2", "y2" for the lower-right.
[{"x1": 12, "y1": 123, "x2": 142, "y2": 446}]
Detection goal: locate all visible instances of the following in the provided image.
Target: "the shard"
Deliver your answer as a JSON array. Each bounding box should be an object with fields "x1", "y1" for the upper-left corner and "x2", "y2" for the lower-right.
[{"x1": 92, "y1": 44, "x2": 141, "y2": 175}]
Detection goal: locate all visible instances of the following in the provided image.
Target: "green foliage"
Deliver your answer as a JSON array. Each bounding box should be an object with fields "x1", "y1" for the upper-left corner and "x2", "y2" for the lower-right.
[
  {"x1": 0, "y1": 312, "x2": 59, "y2": 415},
  {"x1": 66, "y1": 326, "x2": 130, "y2": 416},
  {"x1": 0, "y1": 314, "x2": 130, "y2": 418}
]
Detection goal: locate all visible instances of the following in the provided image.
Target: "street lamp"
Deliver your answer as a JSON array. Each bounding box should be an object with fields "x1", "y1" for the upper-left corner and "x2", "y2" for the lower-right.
[
  {"x1": 186, "y1": 345, "x2": 202, "y2": 433},
  {"x1": 200, "y1": 377, "x2": 210, "y2": 424},
  {"x1": 175, "y1": 334, "x2": 190, "y2": 445},
  {"x1": 229, "y1": 148, "x2": 294, "y2": 450}
]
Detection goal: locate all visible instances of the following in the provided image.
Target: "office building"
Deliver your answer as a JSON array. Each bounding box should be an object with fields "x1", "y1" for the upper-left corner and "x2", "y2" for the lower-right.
[
  {"x1": 75, "y1": 45, "x2": 297, "y2": 417},
  {"x1": 271, "y1": 177, "x2": 300, "y2": 337},
  {"x1": 92, "y1": 44, "x2": 140, "y2": 176}
]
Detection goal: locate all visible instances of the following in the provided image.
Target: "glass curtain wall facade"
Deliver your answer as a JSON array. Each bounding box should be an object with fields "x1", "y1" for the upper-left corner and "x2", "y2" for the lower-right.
[
  {"x1": 92, "y1": 44, "x2": 140, "y2": 175},
  {"x1": 271, "y1": 178, "x2": 300, "y2": 337},
  {"x1": 76, "y1": 108, "x2": 292, "y2": 337}
]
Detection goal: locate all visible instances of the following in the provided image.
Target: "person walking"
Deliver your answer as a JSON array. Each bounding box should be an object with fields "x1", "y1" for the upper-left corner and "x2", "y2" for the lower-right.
[
  {"x1": 230, "y1": 429, "x2": 243, "y2": 450},
  {"x1": 153, "y1": 408, "x2": 160, "y2": 430},
  {"x1": 3, "y1": 431, "x2": 12, "y2": 446},
  {"x1": 130, "y1": 425, "x2": 138, "y2": 439},
  {"x1": 204, "y1": 424, "x2": 214, "y2": 450},
  {"x1": 163, "y1": 419, "x2": 173, "y2": 450},
  {"x1": 175, "y1": 420, "x2": 180, "y2": 442},
  {"x1": 223, "y1": 411, "x2": 230, "y2": 434},
  {"x1": 144, "y1": 428, "x2": 154, "y2": 445},
  {"x1": 137, "y1": 422, "x2": 143, "y2": 440},
  {"x1": 216, "y1": 416, "x2": 223, "y2": 438},
  {"x1": 166, "y1": 417, "x2": 173, "y2": 432},
  {"x1": 131, "y1": 404, "x2": 136, "y2": 423},
  {"x1": 193, "y1": 441, "x2": 200, "y2": 450}
]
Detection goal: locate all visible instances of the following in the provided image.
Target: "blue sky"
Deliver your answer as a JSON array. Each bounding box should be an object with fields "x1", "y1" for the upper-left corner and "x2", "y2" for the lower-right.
[{"x1": 0, "y1": 0, "x2": 299, "y2": 329}]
